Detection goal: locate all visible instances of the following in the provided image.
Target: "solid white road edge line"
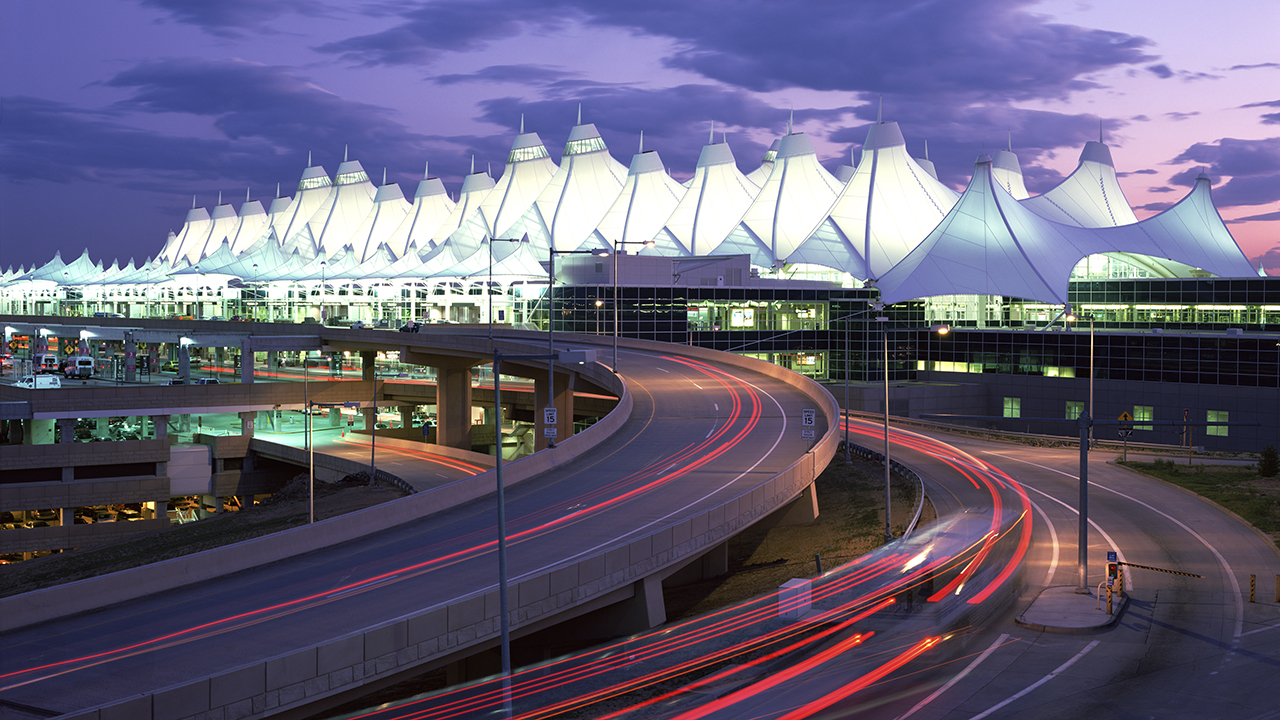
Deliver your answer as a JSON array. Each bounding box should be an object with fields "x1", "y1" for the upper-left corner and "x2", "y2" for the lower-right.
[
  {"x1": 968, "y1": 640, "x2": 1100, "y2": 720},
  {"x1": 895, "y1": 633, "x2": 1010, "y2": 720},
  {"x1": 985, "y1": 453, "x2": 1131, "y2": 592}
]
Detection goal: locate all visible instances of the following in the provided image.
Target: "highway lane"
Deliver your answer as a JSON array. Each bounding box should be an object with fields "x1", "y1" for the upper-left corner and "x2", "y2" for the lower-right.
[
  {"x1": 333, "y1": 421, "x2": 1280, "y2": 720},
  {"x1": 0, "y1": 347, "x2": 828, "y2": 716},
  {"x1": 862, "y1": 432, "x2": 1280, "y2": 720}
]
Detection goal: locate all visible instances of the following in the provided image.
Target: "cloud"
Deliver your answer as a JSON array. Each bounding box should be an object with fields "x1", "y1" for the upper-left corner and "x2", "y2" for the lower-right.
[
  {"x1": 1146, "y1": 64, "x2": 1174, "y2": 79},
  {"x1": 141, "y1": 0, "x2": 333, "y2": 37},
  {"x1": 316, "y1": 4, "x2": 552, "y2": 67},
  {"x1": 0, "y1": 59, "x2": 514, "y2": 204},
  {"x1": 1247, "y1": 245, "x2": 1280, "y2": 276},
  {"x1": 1134, "y1": 201, "x2": 1174, "y2": 213},
  {"x1": 1117, "y1": 168, "x2": 1157, "y2": 176},
  {"x1": 1171, "y1": 136, "x2": 1280, "y2": 174},
  {"x1": 475, "y1": 83, "x2": 810, "y2": 176},
  {"x1": 433, "y1": 65, "x2": 579, "y2": 86},
  {"x1": 1147, "y1": 186, "x2": 1177, "y2": 193},
  {"x1": 1228, "y1": 63, "x2": 1280, "y2": 71},
  {"x1": 1231, "y1": 210, "x2": 1280, "y2": 223},
  {"x1": 318, "y1": 0, "x2": 1154, "y2": 102},
  {"x1": 1165, "y1": 111, "x2": 1199, "y2": 121}
]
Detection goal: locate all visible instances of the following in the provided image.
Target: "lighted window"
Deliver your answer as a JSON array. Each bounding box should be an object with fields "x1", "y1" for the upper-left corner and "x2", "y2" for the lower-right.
[
  {"x1": 1003, "y1": 397, "x2": 1021, "y2": 418},
  {"x1": 564, "y1": 137, "x2": 607, "y2": 156},
  {"x1": 1134, "y1": 405, "x2": 1153, "y2": 431},
  {"x1": 298, "y1": 175, "x2": 332, "y2": 191},
  {"x1": 335, "y1": 169, "x2": 369, "y2": 186},
  {"x1": 1065, "y1": 400, "x2": 1084, "y2": 420},
  {"x1": 508, "y1": 145, "x2": 550, "y2": 163},
  {"x1": 1207, "y1": 410, "x2": 1228, "y2": 437}
]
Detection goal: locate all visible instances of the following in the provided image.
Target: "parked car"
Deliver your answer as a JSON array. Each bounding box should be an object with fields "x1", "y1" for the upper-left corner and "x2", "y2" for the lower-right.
[
  {"x1": 350, "y1": 321, "x2": 366, "y2": 329},
  {"x1": 166, "y1": 378, "x2": 187, "y2": 385},
  {"x1": 160, "y1": 359, "x2": 202, "y2": 372},
  {"x1": 194, "y1": 378, "x2": 220, "y2": 385},
  {"x1": 398, "y1": 321, "x2": 420, "y2": 333},
  {"x1": 17, "y1": 375, "x2": 61, "y2": 389}
]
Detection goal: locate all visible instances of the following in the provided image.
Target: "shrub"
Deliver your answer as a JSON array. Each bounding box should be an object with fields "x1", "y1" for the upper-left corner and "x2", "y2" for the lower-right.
[{"x1": 1260, "y1": 444, "x2": 1279, "y2": 478}]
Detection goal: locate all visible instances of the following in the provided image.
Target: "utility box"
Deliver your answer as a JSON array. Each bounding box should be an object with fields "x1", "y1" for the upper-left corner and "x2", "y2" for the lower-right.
[{"x1": 778, "y1": 578, "x2": 812, "y2": 619}]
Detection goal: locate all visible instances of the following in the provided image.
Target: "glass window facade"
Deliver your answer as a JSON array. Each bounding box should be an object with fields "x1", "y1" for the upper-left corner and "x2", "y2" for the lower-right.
[
  {"x1": 543, "y1": 277, "x2": 1280, "y2": 389},
  {"x1": 1134, "y1": 405, "x2": 1153, "y2": 431},
  {"x1": 1207, "y1": 409, "x2": 1229, "y2": 436},
  {"x1": 1003, "y1": 397, "x2": 1021, "y2": 418},
  {"x1": 1065, "y1": 400, "x2": 1083, "y2": 419}
]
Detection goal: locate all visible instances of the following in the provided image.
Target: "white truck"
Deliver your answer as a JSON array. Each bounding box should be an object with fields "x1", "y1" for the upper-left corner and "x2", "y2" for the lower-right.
[{"x1": 17, "y1": 375, "x2": 62, "y2": 389}]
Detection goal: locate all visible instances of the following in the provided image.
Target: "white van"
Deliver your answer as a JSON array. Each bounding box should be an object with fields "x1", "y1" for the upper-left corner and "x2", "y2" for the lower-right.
[
  {"x1": 17, "y1": 375, "x2": 61, "y2": 389},
  {"x1": 62, "y1": 356, "x2": 95, "y2": 379},
  {"x1": 34, "y1": 354, "x2": 60, "y2": 374}
]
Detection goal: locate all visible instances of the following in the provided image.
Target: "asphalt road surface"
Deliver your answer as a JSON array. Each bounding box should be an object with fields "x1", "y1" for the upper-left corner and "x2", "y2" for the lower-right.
[{"x1": 0, "y1": 347, "x2": 826, "y2": 717}]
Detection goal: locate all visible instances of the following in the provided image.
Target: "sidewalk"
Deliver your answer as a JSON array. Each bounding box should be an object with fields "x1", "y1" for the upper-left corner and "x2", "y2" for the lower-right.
[{"x1": 1015, "y1": 585, "x2": 1126, "y2": 633}]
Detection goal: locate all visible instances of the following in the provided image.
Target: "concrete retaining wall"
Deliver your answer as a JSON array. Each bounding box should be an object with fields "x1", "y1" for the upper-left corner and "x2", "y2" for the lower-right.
[{"x1": 0, "y1": 351, "x2": 630, "y2": 632}]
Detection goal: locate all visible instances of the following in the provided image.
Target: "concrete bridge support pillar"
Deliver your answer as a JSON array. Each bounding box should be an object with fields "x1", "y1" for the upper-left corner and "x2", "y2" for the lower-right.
[
  {"x1": 240, "y1": 339, "x2": 253, "y2": 384},
  {"x1": 765, "y1": 482, "x2": 820, "y2": 528},
  {"x1": 533, "y1": 370, "x2": 573, "y2": 452},
  {"x1": 57, "y1": 417, "x2": 75, "y2": 444},
  {"x1": 239, "y1": 411, "x2": 256, "y2": 438},
  {"x1": 435, "y1": 366, "x2": 474, "y2": 449}
]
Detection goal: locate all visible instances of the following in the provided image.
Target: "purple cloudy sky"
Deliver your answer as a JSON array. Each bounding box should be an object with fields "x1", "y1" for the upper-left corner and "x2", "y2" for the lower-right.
[{"x1": 2, "y1": 0, "x2": 1278, "y2": 274}]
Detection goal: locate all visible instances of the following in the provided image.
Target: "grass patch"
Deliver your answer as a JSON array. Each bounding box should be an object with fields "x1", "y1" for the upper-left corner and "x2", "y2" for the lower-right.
[{"x1": 1120, "y1": 459, "x2": 1280, "y2": 539}]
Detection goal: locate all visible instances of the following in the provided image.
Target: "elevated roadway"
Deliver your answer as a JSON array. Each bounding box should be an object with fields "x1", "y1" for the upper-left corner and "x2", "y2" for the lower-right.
[{"x1": 0, "y1": 328, "x2": 838, "y2": 719}]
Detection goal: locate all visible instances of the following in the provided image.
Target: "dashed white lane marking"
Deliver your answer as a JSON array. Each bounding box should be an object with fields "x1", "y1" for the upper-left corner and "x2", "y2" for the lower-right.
[
  {"x1": 985, "y1": 453, "x2": 1131, "y2": 592},
  {"x1": 896, "y1": 633, "x2": 1009, "y2": 720},
  {"x1": 969, "y1": 640, "x2": 1099, "y2": 720},
  {"x1": 991, "y1": 450, "x2": 1245, "y2": 640}
]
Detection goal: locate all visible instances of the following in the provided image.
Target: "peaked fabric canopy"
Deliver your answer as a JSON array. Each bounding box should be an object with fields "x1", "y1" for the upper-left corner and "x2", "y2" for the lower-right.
[{"x1": 877, "y1": 156, "x2": 1257, "y2": 305}]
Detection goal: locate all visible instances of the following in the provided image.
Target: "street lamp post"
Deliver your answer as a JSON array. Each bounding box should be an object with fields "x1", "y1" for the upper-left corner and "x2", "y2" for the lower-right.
[
  {"x1": 877, "y1": 314, "x2": 892, "y2": 542},
  {"x1": 545, "y1": 246, "x2": 607, "y2": 447},
  {"x1": 1067, "y1": 310, "x2": 1096, "y2": 448},
  {"x1": 610, "y1": 240, "x2": 654, "y2": 374},
  {"x1": 491, "y1": 346, "x2": 596, "y2": 716},
  {"x1": 488, "y1": 237, "x2": 527, "y2": 341}
]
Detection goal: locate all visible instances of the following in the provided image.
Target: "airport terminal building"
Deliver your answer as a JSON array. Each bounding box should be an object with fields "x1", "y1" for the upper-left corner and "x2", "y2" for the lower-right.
[{"x1": 2, "y1": 115, "x2": 1278, "y2": 558}]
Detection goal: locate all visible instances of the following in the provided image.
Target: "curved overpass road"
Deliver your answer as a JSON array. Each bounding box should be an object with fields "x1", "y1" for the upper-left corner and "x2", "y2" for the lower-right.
[
  {"x1": 0, "y1": 347, "x2": 827, "y2": 717},
  {"x1": 861, "y1": 431, "x2": 1280, "y2": 720}
]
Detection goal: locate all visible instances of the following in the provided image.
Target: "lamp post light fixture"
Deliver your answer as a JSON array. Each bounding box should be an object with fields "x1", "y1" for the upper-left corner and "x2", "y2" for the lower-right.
[
  {"x1": 1066, "y1": 310, "x2": 1095, "y2": 448},
  {"x1": 487, "y1": 236, "x2": 527, "y2": 341},
  {"x1": 491, "y1": 346, "x2": 596, "y2": 715},
  {"x1": 609, "y1": 240, "x2": 655, "y2": 373},
  {"x1": 545, "y1": 246, "x2": 608, "y2": 447},
  {"x1": 876, "y1": 314, "x2": 893, "y2": 542}
]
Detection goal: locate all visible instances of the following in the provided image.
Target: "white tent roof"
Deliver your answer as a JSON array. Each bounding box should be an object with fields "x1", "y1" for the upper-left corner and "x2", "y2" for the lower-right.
[
  {"x1": 584, "y1": 148, "x2": 687, "y2": 251},
  {"x1": 228, "y1": 199, "x2": 269, "y2": 255},
  {"x1": 480, "y1": 131, "x2": 559, "y2": 239},
  {"x1": 745, "y1": 138, "x2": 780, "y2": 186},
  {"x1": 429, "y1": 237, "x2": 545, "y2": 279},
  {"x1": 192, "y1": 202, "x2": 240, "y2": 261},
  {"x1": 386, "y1": 172, "x2": 456, "y2": 258},
  {"x1": 166, "y1": 205, "x2": 213, "y2": 266},
  {"x1": 990, "y1": 148, "x2": 1030, "y2": 200},
  {"x1": 350, "y1": 181, "x2": 412, "y2": 262},
  {"x1": 508, "y1": 122, "x2": 629, "y2": 253},
  {"x1": 1021, "y1": 141, "x2": 1137, "y2": 227},
  {"x1": 877, "y1": 156, "x2": 1258, "y2": 305},
  {"x1": 789, "y1": 121, "x2": 958, "y2": 279},
  {"x1": 654, "y1": 141, "x2": 759, "y2": 256},
  {"x1": 307, "y1": 160, "x2": 376, "y2": 256},
  {"x1": 276, "y1": 165, "x2": 333, "y2": 254},
  {"x1": 731, "y1": 132, "x2": 845, "y2": 266}
]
